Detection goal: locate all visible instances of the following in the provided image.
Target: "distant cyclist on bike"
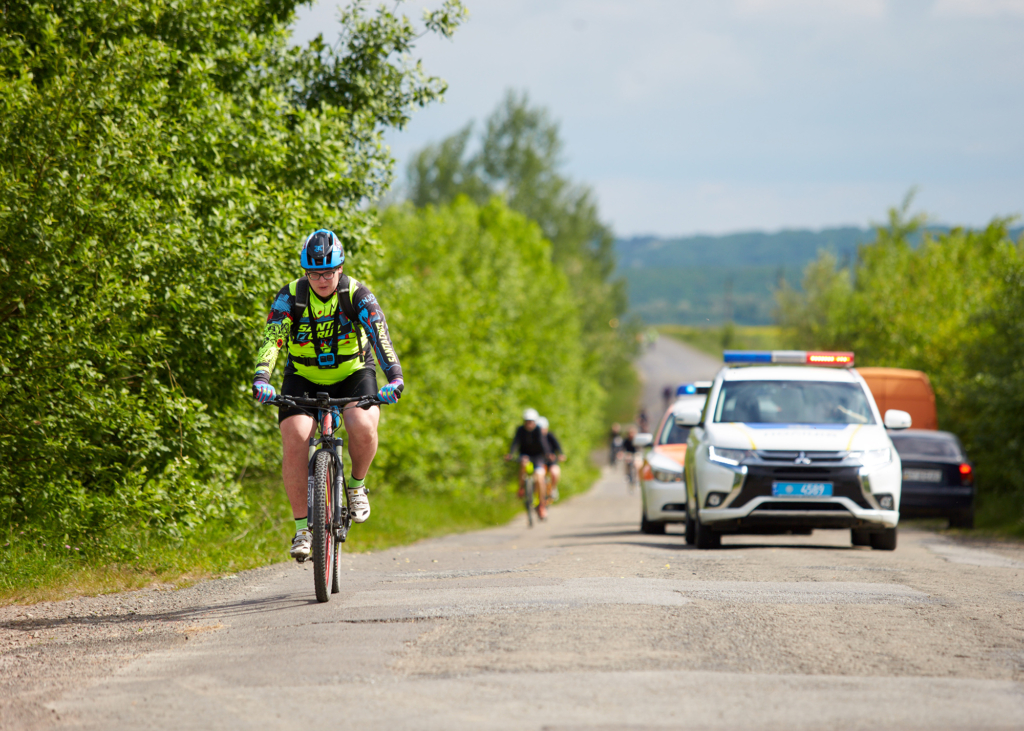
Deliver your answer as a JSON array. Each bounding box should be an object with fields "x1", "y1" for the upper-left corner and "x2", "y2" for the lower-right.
[
  {"x1": 537, "y1": 416, "x2": 566, "y2": 502},
  {"x1": 252, "y1": 230, "x2": 404, "y2": 560},
  {"x1": 505, "y1": 408, "x2": 551, "y2": 520},
  {"x1": 621, "y1": 424, "x2": 640, "y2": 489}
]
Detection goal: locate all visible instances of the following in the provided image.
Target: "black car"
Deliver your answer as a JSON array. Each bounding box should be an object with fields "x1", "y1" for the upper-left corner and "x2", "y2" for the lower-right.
[{"x1": 890, "y1": 429, "x2": 975, "y2": 528}]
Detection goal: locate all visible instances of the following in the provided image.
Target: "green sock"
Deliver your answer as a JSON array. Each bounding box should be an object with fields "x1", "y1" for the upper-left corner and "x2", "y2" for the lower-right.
[
  {"x1": 295, "y1": 517, "x2": 308, "y2": 532},
  {"x1": 349, "y1": 475, "x2": 365, "y2": 491}
]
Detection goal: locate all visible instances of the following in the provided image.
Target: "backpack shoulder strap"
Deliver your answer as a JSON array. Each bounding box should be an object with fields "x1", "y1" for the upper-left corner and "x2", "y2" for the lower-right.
[
  {"x1": 290, "y1": 277, "x2": 309, "y2": 343},
  {"x1": 337, "y1": 274, "x2": 365, "y2": 355}
]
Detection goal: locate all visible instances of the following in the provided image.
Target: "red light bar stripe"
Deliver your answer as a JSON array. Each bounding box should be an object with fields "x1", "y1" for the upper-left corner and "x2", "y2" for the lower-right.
[{"x1": 807, "y1": 351, "x2": 855, "y2": 365}]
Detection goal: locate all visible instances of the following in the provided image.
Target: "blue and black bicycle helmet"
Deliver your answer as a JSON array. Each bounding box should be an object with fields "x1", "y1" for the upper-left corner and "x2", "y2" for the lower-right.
[{"x1": 299, "y1": 229, "x2": 345, "y2": 270}]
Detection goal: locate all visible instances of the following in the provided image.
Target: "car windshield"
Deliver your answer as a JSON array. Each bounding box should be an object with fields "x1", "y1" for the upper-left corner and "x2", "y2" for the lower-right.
[
  {"x1": 890, "y1": 434, "x2": 962, "y2": 460},
  {"x1": 714, "y1": 380, "x2": 876, "y2": 425},
  {"x1": 659, "y1": 416, "x2": 690, "y2": 445}
]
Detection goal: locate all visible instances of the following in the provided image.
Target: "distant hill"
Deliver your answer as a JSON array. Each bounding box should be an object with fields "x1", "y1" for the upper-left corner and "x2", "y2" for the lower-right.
[
  {"x1": 617, "y1": 226, "x2": 874, "y2": 270},
  {"x1": 615, "y1": 226, "x2": 1022, "y2": 326}
]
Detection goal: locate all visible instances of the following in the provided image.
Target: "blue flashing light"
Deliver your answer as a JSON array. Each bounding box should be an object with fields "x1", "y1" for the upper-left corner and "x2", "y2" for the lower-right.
[
  {"x1": 723, "y1": 350, "x2": 772, "y2": 363},
  {"x1": 676, "y1": 383, "x2": 698, "y2": 396}
]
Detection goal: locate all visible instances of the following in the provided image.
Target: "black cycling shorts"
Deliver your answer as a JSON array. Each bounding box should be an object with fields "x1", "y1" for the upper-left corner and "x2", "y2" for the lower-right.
[
  {"x1": 521, "y1": 454, "x2": 547, "y2": 471},
  {"x1": 278, "y1": 369, "x2": 378, "y2": 424}
]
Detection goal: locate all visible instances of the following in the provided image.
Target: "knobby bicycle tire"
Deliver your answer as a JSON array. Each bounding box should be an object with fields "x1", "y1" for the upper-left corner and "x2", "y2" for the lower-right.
[
  {"x1": 331, "y1": 467, "x2": 344, "y2": 595},
  {"x1": 312, "y1": 450, "x2": 335, "y2": 603}
]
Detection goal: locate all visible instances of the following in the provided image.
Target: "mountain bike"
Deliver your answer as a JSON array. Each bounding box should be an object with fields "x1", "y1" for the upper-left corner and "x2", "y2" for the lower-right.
[
  {"x1": 522, "y1": 459, "x2": 537, "y2": 527},
  {"x1": 268, "y1": 392, "x2": 384, "y2": 603}
]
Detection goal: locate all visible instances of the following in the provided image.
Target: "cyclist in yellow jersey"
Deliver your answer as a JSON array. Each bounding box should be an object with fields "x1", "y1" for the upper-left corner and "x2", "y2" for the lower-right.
[{"x1": 252, "y1": 230, "x2": 404, "y2": 560}]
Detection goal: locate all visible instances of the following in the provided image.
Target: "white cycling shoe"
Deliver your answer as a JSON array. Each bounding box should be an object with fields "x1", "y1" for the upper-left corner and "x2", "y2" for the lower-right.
[
  {"x1": 290, "y1": 529, "x2": 312, "y2": 561},
  {"x1": 346, "y1": 486, "x2": 370, "y2": 523}
]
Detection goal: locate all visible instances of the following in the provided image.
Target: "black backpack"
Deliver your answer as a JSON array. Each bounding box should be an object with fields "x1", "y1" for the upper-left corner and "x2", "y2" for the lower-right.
[{"x1": 288, "y1": 275, "x2": 365, "y2": 369}]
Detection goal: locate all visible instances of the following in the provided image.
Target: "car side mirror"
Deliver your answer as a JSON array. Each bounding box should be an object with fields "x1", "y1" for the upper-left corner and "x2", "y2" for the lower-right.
[
  {"x1": 675, "y1": 408, "x2": 702, "y2": 426},
  {"x1": 633, "y1": 433, "x2": 653, "y2": 448},
  {"x1": 883, "y1": 409, "x2": 912, "y2": 430}
]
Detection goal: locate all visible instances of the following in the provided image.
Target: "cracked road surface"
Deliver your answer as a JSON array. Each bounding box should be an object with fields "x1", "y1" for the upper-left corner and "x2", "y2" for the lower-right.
[
  {"x1": 8, "y1": 471, "x2": 1022, "y2": 730},
  {"x1": 4, "y1": 338, "x2": 1024, "y2": 729}
]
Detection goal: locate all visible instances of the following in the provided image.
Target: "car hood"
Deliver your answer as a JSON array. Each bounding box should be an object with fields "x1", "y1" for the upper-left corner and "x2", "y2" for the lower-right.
[
  {"x1": 653, "y1": 444, "x2": 687, "y2": 466},
  {"x1": 705, "y1": 422, "x2": 891, "y2": 452}
]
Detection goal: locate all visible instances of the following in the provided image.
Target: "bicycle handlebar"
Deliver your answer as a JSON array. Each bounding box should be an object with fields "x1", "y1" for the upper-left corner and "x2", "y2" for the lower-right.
[{"x1": 266, "y1": 394, "x2": 385, "y2": 409}]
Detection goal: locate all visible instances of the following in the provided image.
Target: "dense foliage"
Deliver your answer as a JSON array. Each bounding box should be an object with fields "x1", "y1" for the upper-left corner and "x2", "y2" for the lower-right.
[
  {"x1": 368, "y1": 198, "x2": 602, "y2": 496},
  {"x1": 777, "y1": 204, "x2": 1024, "y2": 508},
  {"x1": 0, "y1": 0, "x2": 466, "y2": 545},
  {"x1": 405, "y1": 91, "x2": 636, "y2": 420}
]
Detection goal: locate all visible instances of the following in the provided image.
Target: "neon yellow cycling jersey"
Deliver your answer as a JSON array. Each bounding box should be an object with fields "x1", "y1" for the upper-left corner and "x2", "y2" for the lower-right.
[{"x1": 254, "y1": 277, "x2": 402, "y2": 387}]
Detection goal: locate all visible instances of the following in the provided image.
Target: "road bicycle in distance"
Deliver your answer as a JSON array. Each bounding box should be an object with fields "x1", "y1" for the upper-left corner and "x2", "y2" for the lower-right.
[{"x1": 268, "y1": 392, "x2": 384, "y2": 603}]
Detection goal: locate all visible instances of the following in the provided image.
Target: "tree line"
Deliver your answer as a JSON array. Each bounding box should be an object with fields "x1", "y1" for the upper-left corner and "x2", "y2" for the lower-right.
[{"x1": 0, "y1": 1, "x2": 628, "y2": 555}]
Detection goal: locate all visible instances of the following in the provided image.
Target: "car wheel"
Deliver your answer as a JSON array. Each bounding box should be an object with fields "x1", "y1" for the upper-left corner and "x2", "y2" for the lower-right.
[
  {"x1": 685, "y1": 504, "x2": 696, "y2": 545},
  {"x1": 949, "y1": 509, "x2": 975, "y2": 530},
  {"x1": 869, "y1": 527, "x2": 897, "y2": 551},
  {"x1": 694, "y1": 515, "x2": 721, "y2": 550},
  {"x1": 851, "y1": 529, "x2": 871, "y2": 546},
  {"x1": 640, "y1": 514, "x2": 667, "y2": 535}
]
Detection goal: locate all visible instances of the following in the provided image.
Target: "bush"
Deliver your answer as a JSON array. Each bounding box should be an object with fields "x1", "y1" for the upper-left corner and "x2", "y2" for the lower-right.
[{"x1": 367, "y1": 198, "x2": 603, "y2": 497}]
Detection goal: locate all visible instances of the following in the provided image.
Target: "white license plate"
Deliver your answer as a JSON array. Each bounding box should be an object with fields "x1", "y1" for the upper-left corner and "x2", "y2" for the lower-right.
[{"x1": 903, "y1": 469, "x2": 942, "y2": 483}]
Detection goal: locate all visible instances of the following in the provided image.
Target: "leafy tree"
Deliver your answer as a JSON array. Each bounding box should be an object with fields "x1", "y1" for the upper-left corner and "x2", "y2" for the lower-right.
[
  {"x1": 0, "y1": 0, "x2": 465, "y2": 547},
  {"x1": 369, "y1": 197, "x2": 602, "y2": 496},
  {"x1": 405, "y1": 90, "x2": 634, "y2": 417},
  {"x1": 776, "y1": 201, "x2": 1024, "y2": 509}
]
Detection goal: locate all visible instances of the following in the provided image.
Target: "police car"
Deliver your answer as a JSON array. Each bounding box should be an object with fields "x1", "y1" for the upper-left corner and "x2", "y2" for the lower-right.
[
  {"x1": 681, "y1": 351, "x2": 911, "y2": 550},
  {"x1": 636, "y1": 383, "x2": 710, "y2": 534}
]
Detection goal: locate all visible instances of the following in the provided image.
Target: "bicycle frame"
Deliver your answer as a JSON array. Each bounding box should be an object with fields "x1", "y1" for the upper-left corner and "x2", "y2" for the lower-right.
[
  {"x1": 270, "y1": 392, "x2": 384, "y2": 544},
  {"x1": 309, "y1": 397, "x2": 350, "y2": 543}
]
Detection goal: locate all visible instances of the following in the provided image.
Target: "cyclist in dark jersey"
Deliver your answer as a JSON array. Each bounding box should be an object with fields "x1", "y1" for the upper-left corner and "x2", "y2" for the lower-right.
[
  {"x1": 537, "y1": 417, "x2": 566, "y2": 502},
  {"x1": 505, "y1": 408, "x2": 551, "y2": 519},
  {"x1": 252, "y1": 230, "x2": 404, "y2": 560}
]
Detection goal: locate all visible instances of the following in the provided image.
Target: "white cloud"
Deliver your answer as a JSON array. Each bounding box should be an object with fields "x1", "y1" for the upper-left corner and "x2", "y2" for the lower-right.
[
  {"x1": 733, "y1": 0, "x2": 887, "y2": 21},
  {"x1": 932, "y1": 0, "x2": 1024, "y2": 18}
]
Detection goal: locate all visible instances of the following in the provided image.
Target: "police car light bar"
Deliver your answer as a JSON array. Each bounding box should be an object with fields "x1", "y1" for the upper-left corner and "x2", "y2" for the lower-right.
[
  {"x1": 676, "y1": 381, "x2": 713, "y2": 396},
  {"x1": 723, "y1": 350, "x2": 855, "y2": 367}
]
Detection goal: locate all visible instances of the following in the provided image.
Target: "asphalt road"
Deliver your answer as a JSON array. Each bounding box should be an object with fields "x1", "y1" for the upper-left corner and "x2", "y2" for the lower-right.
[
  {"x1": 6, "y1": 337, "x2": 1024, "y2": 730},
  {"x1": 636, "y1": 334, "x2": 722, "y2": 429}
]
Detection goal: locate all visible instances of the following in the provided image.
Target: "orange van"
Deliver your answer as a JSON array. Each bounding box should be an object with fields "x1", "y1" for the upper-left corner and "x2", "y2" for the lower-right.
[{"x1": 856, "y1": 367, "x2": 937, "y2": 430}]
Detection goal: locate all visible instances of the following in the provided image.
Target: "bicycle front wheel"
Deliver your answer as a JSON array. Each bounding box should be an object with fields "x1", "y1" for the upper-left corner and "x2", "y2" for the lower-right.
[
  {"x1": 312, "y1": 450, "x2": 336, "y2": 603},
  {"x1": 524, "y1": 476, "x2": 534, "y2": 528}
]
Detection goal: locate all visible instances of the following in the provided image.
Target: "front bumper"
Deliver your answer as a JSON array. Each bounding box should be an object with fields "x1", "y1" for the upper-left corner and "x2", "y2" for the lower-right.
[
  {"x1": 698, "y1": 455, "x2": 900, "y2": 531},
  {"x1": 642, "y1": 480, "x2": 688, "y2": 522}
]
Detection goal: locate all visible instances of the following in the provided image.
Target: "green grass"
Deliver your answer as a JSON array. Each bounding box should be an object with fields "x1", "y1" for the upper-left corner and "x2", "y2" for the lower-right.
[
  {"x1": 0, "y1": 473, "x2": 530, "y2": 606},
  {"x1": 973, "y1": 491, "x2": 1024, "y2": 539},
  {"x1": 657, "y1": 324, "x2": 790, "y2": 358}
]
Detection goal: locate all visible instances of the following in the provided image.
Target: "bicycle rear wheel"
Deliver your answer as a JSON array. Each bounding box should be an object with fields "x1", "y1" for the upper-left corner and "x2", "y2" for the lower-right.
[{"x1": 312, "y1": 450, "x2": 335, "y2": 603}]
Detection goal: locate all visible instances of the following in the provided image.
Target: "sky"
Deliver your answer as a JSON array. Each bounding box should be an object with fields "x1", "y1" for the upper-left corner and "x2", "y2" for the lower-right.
[{"x1": 291, "y1": 0, "x2": 1024, "y2": 237}]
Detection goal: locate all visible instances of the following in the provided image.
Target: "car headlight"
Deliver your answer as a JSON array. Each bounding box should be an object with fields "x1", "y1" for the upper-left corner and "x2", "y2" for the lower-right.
[
  {"x1": 652, "y1": 468, "x2": 683, "y2": 483},
  {"x1": 709, "y1": 446, "x2": 752, "y2": 466},
  {"x1": 850, "y1": 448, "x2": 891, "y2": 470}
]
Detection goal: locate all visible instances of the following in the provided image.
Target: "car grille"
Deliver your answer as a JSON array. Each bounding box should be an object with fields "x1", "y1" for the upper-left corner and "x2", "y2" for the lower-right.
[
  {"x1": 730, "y1": 464, "x2": 871, "y2": 509},
  {"x1": 755, "y1": 450, "x2": 847, "y2": 465}
]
